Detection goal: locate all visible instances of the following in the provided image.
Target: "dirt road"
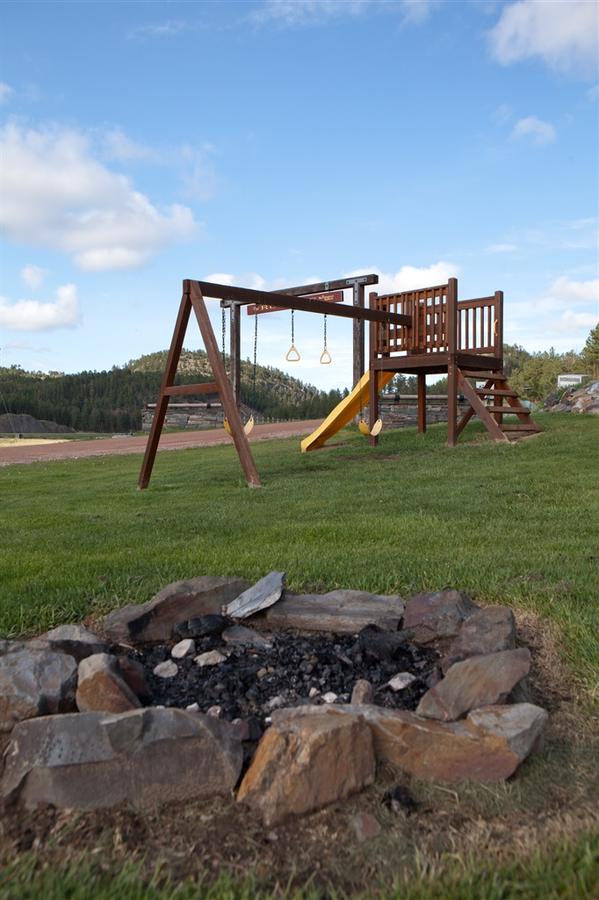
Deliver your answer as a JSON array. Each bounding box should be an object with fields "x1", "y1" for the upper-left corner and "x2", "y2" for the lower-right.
[{"x1": 0, "y1": 420, "x2": 323, "y2": 467}]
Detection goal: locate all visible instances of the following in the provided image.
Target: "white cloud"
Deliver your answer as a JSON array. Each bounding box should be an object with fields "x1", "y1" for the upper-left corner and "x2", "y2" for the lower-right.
[
  {"x1": 129, "y1": 20, "x2": 191, "y2": 40},
  {"x1": 0, "y1": 123, "x2": 197, "y2": 271},
  {"x1": 20, "y1": 264, "x2": 48, "y2": 290},
  {"x1": 347, "y1": 261, "x2": 460, "y2": 295},
  {"x1": 102, "y1": 129, "x2": 156, "y2": 162},
  {"x1": 549, "y1": 276, "x2": 599, "y2": 304},
  {"x1": 251, "y1": 0, "x2": 437, "y2": 26},
  {"x1": 489, "y1": 0, "x2": 598, "y2": 77},
  {"x1": 511, "y1": 116, "x2": 556, "y2": 144},
  {"x1": 0, "y1": 82, "x2": 13, "y2": 104},
  {"x1": 555, "y1": 310, "x2": 598, "y2": 331},
  {"x1": 204, "y1": 272, "x2": 267, "y2": 291},
  {"x1": 0, "y1": 284, "x2": 80, "y2": 331},
  {"x1": 486, "y1": 243, "x2": 517, "y2": 253}
]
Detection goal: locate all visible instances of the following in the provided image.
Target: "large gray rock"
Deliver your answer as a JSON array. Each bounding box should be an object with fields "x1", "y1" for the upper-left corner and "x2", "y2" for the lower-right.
[
  {"x1": 225, "y1": 572, "x2": 285, "y2": 620},
  {"x1": 76, "y1": 654, "x2": 142, "y2": 713},
  {"x1": 442, "y1": 606, "x2": 516, "y2": 672},
  {"x1": 37, "y1": 624, "x2": 108, "y2": 662},
  {"x1": 403, "y1": 590, "x2": 479, "y2": 644},
  {"x1": 416, "y1": 648, "x2": 531, "y2": 721},
  {"x1": 0, "y1": 649, "x2": 77, "y2": 733},
  {"x1": 467, "y1": 703, "x2": 548, "y2": 758},
  {"x1": 102, "y1": 576, "x2": 249, "y2": 642},
  {"x1": 2, "y1": 707, "x2": 243, "y2": 810},
  {"x1": 237, "y1": 706, "x2": 375, "y2": 825},
  {"x1": 260, "y1": 589, "x2": 405, "y2": 633}
]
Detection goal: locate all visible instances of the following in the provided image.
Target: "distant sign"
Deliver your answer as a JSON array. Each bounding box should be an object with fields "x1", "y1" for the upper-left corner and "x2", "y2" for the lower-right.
[
  {"x1": 247, "y1": 290, "x2": 344, "y2": 316},
  {"x1": 557, "y1": 374, "x2": 585, "y2": 388}
]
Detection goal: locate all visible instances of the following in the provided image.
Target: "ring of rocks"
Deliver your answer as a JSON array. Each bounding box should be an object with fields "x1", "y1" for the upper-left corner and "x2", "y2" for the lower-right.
[{"x1": 0, "y1": 573, "x2": 548, "y2": 827}]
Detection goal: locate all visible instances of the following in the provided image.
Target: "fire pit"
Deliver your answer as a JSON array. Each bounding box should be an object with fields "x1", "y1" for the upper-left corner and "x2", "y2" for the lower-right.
[{"x1": 0, "y1": 573, "x2": 549, "y2": 827}]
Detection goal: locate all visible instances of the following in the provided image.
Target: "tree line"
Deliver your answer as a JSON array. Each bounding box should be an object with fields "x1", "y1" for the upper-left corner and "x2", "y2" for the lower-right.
[{"x1": 1, "y1": 327, "x2": 596, "y2": 433}]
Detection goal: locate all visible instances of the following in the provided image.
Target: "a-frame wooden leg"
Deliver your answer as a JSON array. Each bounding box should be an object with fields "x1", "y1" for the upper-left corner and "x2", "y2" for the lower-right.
[
  {"x1": 417, "y1": 372, "x2": 426, "y2": 433},
  {"x1": 189, "y1": 281, "x2": 261, "y2": 487},
  {"x1": 138, "y1": 289, "x2": 192, "y2": 489},
  {"x1": 447, "y1": 358, "x2": 458, "y2": 447}
]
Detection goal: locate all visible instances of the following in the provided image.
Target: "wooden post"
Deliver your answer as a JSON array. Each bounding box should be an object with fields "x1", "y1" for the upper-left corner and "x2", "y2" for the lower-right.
[
  {"x1": 353, "y1": 281, "x2": 365, "y2": 388},
  {"x1": 447, "y1": 277, "x2": 458, "y2": 447},
  {"x1": 229, "y1": 302, "x2": 241, "y2": 407},
  {"x1": 189, "y1": 282, "x2": 261, "y2": 487},
  {"x1": 417, "y1": 372, "x2": 426, "y2": 433},
  {"x1": 494, "y1": 290, "x2": 503, "y2": 363},
  {"x1": 368, "y1": 291, "x2": 379, "y2": 447},
  {"x1": 138, "y1": 288, "x2": 191, "y2": 489}
]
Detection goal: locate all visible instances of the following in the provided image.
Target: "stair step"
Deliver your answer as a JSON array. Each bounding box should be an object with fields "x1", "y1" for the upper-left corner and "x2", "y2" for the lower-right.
[
  {"x1": 485, "y1": 405, "x2": 530, "y2": 415},
  {"x1": 475, "y1": 388, "x2": 518, "y2": 397},
  {"x1": 462, "y1": 371, "x2": 507, "y2": 380},
  {"x1": 501, "y1": 424, "x2": 540, "y2": 432}
]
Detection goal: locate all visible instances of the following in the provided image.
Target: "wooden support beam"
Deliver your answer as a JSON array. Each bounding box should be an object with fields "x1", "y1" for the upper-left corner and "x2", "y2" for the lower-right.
[
  {"x1": 138, "y1": 289, "x2": 192, "y2": 490},
  {"x1": 163, "y1": 382, "x2": 218, "y2": 396},
  {"x1": 369, "y1": 292, "x2": 380, "y2": 447},
  {"x1": 417, "y1": 372, "x2": 426, "y2": 433},
  {"x1": 188, "y1": 281, "x2": 261, "y2": 488},
  {"x1": 353, "y1": 280, "x2": 365, "y2": 388},
  {"x1": 195, "y1": 281, "x2": 410, "y2": 326},
  {"x1": 446, "y1": 278, "x2": 458, "y2": 447},
  {"x1": 229, "y1": 302, "x2": 241, "y2": 407}
]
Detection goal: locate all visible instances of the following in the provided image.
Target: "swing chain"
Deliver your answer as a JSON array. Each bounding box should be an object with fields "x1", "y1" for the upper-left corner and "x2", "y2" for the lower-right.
[
  {"x1": 323, "y1": 314, "x2": 327, "y2": 350},
  {"x1": 221, "y1": 307, "x2": 226, "y2": 372},
  {"x1": 291, "y1": 308, "x2": 295, "y2": 344}
]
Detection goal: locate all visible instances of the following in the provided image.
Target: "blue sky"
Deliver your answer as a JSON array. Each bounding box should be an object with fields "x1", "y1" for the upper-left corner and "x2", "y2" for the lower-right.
[{"x1": 1, "y1": 0, "x2": 597, "y2": 390}]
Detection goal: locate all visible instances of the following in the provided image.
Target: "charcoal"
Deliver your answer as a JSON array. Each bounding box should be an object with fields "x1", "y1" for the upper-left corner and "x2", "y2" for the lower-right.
[
  {"x1": 382, "y1": 784, "x2": 418, "y2": 815},
  {"x1": 135, "y1": 629, "x2": 439, "y2": 730},
  {"x1": 175, "y1": 614, "x2": 230, "y2": 639}
]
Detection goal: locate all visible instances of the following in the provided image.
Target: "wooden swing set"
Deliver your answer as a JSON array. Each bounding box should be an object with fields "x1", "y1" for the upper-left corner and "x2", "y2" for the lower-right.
[{"x1": 138, "y1": 275, "x2": 540, "y2": 490}]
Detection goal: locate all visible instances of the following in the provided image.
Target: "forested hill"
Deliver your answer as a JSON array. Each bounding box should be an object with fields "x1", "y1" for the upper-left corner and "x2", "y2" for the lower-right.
[{"x1": 0, "y1": 350, "x2": 345, "y2": 433}]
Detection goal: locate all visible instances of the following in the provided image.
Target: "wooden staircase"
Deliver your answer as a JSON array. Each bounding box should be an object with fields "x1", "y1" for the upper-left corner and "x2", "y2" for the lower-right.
[{"x1": 455, "y1": 369, "x2": 541, "y2": 443}]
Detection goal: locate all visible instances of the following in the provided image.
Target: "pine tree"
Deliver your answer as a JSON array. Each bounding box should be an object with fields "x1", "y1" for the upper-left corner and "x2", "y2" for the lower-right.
[{"x1": 582, "y1": 323, "x2": 599, "y2": 378}]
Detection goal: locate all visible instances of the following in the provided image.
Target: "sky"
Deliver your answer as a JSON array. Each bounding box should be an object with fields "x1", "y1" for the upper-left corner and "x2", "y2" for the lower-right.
[{"x1": 0, "y1": 0, "x2": 598, "y2": 391}]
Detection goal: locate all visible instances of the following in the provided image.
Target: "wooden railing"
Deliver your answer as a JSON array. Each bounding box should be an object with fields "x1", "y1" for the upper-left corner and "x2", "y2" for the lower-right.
[{"x1": 371, "y1": 279, "x2": 503, "y2": 358}]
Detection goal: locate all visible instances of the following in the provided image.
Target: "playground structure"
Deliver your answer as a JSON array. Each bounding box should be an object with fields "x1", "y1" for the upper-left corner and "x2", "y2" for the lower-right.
[{"x1": 138, "y1": 275, "x2": 540, "y2": 489}]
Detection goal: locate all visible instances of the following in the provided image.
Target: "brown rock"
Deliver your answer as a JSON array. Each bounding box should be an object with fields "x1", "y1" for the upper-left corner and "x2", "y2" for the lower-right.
[
  {"x1": 356, "y1": 704, "x2": 536, "y2": 782},
  {"x1": 351, "y1": 679, "x2": 375, "y2": 704},
  {"x1": 2, "y1": 708, "x2": 243, "y2": 810},
  {"x1": 37, "y1": 624, "x2": 108, "y2": 662},
  {"x1": 403, "y1": 590, "x2": 479, "y2": 644},
  {"x1": 261, "y1": 589, "x2": 405, "y2": 633},
  {"x1": 416, "y1": 648, "x2": 531, "y2": 721},
  {"x1": 76, "y1": 654, "x2": 141, "y2": 713},
  {"x1": 442, "y1": 606, "x2": 516, "y2": 672},
  {"x1": 237, "y1": 706, "x2": 375, "y2": 825},
  {"x1": 102, "y1": 576, "x2": 249, "y2": 642},
  {"x1": 116, "y1": 657, "x2": 151, "y2": 700}
]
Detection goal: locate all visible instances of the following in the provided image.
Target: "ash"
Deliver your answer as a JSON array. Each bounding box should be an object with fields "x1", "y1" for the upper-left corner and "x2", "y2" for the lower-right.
[{"x1": 134, "y1": 627, "x2": 439, "y2": 728}]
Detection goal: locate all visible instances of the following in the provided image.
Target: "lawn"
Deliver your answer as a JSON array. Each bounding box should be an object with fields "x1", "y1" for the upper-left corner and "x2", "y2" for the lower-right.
[{"x1": 1, "y1": 412, "x2": 598, "y2": 898}]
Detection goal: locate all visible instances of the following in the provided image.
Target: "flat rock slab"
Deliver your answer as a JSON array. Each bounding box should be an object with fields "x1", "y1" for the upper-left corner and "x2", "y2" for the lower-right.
[
  {"x1": 260, "y1": 590, "x2": 405, "y2": 633},
  {"x1": 442, "y1": 606, "x2": 516, "y2": 672},
  {"x1": 416, "y1": 648, "x2": 531, "y2": 721},
  {"x1": 2, "y1": 707, "x2": 243, "y2": 810},
  {"x1": 403, "y1": 590, "x2": 479, "y2": 644},
  {"x1": 468, "y1": 703, "x2": 548, "y2": 758},
  {"x1": 225, "y1": 572, "x2": 286, "y2": 620},
  {"x1": 76, "y1": 654, "x2": 141, "y2": 714},
  {"x1": 102, "y1": 576, "x2": 249, "y2": 643},
  {"x1": 237, "y1": 706, "x2": 375, "y2": 826},
  {"x1": 37, "y1": 625, "x2": 108, "y2": 662},
  {"x1": 0, "y1": 649, "x2": 77, "y2": 733}
]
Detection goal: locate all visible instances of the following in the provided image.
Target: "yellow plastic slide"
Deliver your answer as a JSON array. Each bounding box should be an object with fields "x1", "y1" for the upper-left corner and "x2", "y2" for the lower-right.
[{"x1": 301, "y1": 370, "x2": 395, "y2": 452}]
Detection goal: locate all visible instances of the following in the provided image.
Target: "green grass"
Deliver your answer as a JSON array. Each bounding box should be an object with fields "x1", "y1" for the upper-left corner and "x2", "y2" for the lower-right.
[
  {"x1": 1, "y1": 412, "x2": 597, "y2": 688},
  {"x1": 1, "y1": 833, "x2": 597, "y2": 899}
]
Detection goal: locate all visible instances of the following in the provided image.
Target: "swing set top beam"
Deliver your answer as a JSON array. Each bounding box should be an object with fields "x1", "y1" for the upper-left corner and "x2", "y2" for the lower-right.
[{"x1": 188, "y1": 280, "x2": 411, "y2": 327}]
